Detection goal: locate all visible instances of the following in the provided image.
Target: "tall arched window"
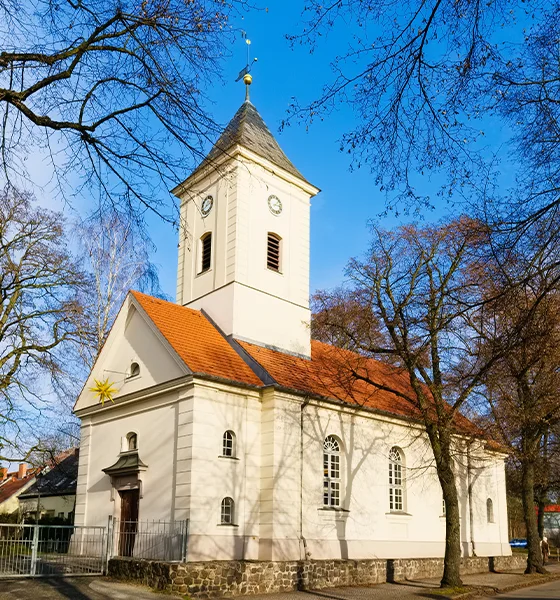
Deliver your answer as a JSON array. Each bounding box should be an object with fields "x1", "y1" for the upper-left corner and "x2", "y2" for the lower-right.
[
  {"x1": 389, "y1": 447, "x2": 405, "y2": 512},
  {"x1": 221, "y1": 497, "x2": 235, "y2": 524},
  {"x1": 323, "y1": 436, "x2": 341, "y2": 507},
  {"x1": 267, "y1": 233, "x2": 281, "y2": 272},
  {"x1": 487, "y1": 498, "x2": 494, "y2": 523},
  {"x1": 222, "y1": 430, "x2": 236, "y2": 458},
  {"x1": 200, "y1": 232, "x2": 212, "y2": 273},
  {"x1": 126, "y1": 432, "x2": 138, "y2": 451}
]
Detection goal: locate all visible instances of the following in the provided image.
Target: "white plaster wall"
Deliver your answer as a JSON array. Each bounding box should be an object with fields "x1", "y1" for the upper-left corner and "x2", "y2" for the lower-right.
[
  {"x1": 75, "y1": 390, "x2": 183, "y2": 529},
  {"x1": 75, "y1": 375, "x2": 510, "y2": 562},
  {"x1": 19, "y1": 495, "x2": 75, "y2": 519},
  {"x1": 185, "y1": 381, "x2": 262, "y2": 561},
  {"x1": 256, "y1": 393, "x2": 510, "y2": 561}
]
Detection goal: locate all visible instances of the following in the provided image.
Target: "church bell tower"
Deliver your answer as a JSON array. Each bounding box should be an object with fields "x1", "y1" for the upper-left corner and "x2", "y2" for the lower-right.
[{"x1": 172, "y1": 76, "x2": 319, "y2": 358}]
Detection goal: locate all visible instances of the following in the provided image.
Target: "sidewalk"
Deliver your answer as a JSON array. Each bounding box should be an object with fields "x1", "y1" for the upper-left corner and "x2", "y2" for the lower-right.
[{"x1": 243, "y1": 562, "x2": 560, "y2": 600}]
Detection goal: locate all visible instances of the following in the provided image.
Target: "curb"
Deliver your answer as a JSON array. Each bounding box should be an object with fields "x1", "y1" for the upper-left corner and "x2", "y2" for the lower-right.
[{"x1": 452, "y1": 571, "x2": 560, "y2": 599}]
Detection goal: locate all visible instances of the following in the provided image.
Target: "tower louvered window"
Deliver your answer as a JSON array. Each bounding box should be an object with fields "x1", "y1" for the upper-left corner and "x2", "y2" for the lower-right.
[
  {"x1": 200, "y1": 233, "x2": 212, "y2": 273},
  {"x1": 267, "y1": 233, "x2": 281, "y2": 272}
]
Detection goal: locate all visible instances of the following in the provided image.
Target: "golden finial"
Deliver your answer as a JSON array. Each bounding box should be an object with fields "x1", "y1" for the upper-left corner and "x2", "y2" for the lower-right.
[{"x1": 243, "y1": 73, "x2": 253, "y2": 101}]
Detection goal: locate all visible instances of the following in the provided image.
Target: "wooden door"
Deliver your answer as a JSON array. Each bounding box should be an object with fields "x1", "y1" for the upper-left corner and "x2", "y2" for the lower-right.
[{"x1": 118, "y1": 489, "x2": 139, "y2": 557}]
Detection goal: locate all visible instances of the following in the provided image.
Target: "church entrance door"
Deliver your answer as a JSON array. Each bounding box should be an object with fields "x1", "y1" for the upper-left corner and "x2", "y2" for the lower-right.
[{"x1": 118, "y1": 489, "x2": 139, "y2": 557}]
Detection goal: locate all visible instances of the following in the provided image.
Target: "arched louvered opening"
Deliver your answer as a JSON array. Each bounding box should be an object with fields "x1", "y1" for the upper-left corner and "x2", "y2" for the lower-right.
[
  {"x1": 267, "y1": 233, "x2": 281, "y2": 272},
  {"x1": 200, "y1": 232, "x2": 212, "y2": 273}
]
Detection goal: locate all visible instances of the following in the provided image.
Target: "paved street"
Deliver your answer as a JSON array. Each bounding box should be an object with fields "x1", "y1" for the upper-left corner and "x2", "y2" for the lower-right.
[{"x1": 0, "y1": 577, "x2": 182, "y2": 600}]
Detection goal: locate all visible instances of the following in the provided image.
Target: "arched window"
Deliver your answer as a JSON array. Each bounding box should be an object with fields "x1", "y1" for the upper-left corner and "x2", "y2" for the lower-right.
[
  {"x1": 127, "y1": 362, "x2": 140, "y2": 379},
  {"x1": 221, "y1": 497, "x2": 235, "y2": 525},
  {"x1": 222, "y1": 430, "x2": 236, "y2": 458},
  {"x1": 126, "y1": 432, "x2": 138, "y2": 451},
  {"x1": 487, "y1": 498, "x2": 494, "y2": 523},
  {"x1": 389, "y1": 447, "x2": 405, "y2": 512},
  {"x1": 200, "y1": 232, "x2": 212, "y2": 273},
  {"x1": 323, "y1": 435, "x2": 341, "y2": 507},
  {"x1": 267, "y1": 233, "x2": 281, "y2": 272}
]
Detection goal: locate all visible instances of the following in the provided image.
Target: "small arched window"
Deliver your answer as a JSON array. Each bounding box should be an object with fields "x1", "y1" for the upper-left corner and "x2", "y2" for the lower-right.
[
  {"x1": 389, "y1": 447, "x2": 405, "y2": 512},
  {"x1": 127, "y1": 362, "x2": 140, "y2": 379},
  {"x1": 487, "y1": 498, "x2": 494, "y2": 523},
  {"x1": 222, "y1": 430, "x2": 236, "y2": 458},
  {"x1": 323, "y1": 435, "x2": 341, "y2": 507},
  {"x1": 267, "y1": 233, "x2": 281, "y2": 272},
  {"x1": 126, "y1": 432, "x2": 138, "y2": 451},
  {"x1": 221, "y1": 497, "x2": 235, "y2": 525},
  {"x1": 200, "y1": 232, "x2": 212, "y2": 273}
]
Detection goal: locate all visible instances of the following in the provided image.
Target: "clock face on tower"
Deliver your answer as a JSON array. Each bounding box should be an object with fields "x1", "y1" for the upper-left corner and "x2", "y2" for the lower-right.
[
  {"x1": 268, "y1": 194, "x2": 282, "y2": 216},
  {"x1": 201, "y1": 195, "x2": 213, "y2": 217}
]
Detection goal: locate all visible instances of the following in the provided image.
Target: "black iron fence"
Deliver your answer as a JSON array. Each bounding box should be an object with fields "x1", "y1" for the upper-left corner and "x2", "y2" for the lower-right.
[{"x1": 111, "y1": 518, "x2": 188, "y2": 562}]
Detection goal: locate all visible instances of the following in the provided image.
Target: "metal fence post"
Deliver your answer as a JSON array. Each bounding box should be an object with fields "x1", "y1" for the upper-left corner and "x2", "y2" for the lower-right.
[
  {"x1": 30, "y1": 524, "x2": 39, "y2": 576},
  {"x1": 104, "y1": 516, "x2": 113, "y2": 575},
  {"x1": 181, "y1": 519, "x2": 189, "y2": 563}
]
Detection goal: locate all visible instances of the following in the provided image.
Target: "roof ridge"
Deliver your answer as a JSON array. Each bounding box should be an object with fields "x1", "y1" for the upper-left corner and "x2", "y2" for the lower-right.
[{"x1": 199, "y1": 310, "x2": 273, "y2": 386}]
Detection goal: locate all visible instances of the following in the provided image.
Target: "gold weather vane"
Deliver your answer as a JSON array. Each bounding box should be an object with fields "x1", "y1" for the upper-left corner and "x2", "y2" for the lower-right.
[
  {"x1": 90, "y1": 378, "x2": 118, "y2": 407},
  {"x1": 235, "y1": 32, "x2": 258, "y2": 101}
]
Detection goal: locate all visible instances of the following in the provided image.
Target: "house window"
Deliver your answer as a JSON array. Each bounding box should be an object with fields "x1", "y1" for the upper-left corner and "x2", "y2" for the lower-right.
[
  {"x1": 127, "y1": 362, "x2": 140, "y2": 379},
  {"x1": 126, "y1": 432, "x2": 138, "y2": 451},
  {"x1": 267, "y1": 233, "x2": 281, "y2": 272},
  {"x1": 222, "y1": 430, "x2": 236, "y2": 457},
  {"x1": 389, "y1": 447, "x2": 405, "y2": 512},
  {"x1": 220, "y1": 497, "x2": 235, "y2": 525},
  {"x1": 323, "y1": 435, "x2": 341, "y2": 507},
  {"x1": 487, "y1": 498, "x2": 494, "y2": 523},
  {"x1": 442, "y1": 498, "x2": 446, "y2": 515},
  {"x1": 200, "y1": 233, "x2": 212, "y2": 273}
]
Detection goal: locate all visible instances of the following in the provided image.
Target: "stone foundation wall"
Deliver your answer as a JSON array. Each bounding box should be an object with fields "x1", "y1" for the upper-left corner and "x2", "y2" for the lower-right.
[{"x1": 108, "y1": 555, "x2": 527, "y2": 597}]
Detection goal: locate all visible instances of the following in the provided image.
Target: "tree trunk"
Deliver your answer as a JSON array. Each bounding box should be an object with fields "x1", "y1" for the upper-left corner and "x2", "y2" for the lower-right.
[
  {"x1": 537, "y1": 492, "x2": 546, "y2": 540},
  {"x1": 440, "y1": 468, "x2": 463, "y2": 587},
  {"x1": 428, "y1": 425, "x2": 463, "y2": 588},
  {"x1": 521, "y1": 459, "x2": 546, "y2": 574}
]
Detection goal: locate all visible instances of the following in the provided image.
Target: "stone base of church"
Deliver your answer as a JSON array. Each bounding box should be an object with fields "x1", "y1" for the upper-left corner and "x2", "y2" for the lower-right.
[{"x1": 108, "y1": 554, "x2": 527, "y2": 597}]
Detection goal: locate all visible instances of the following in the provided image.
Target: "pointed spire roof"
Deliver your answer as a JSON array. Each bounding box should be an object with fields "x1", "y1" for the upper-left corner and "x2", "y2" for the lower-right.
[{"x1": 189, "y1": 100, "x2": 308, "y2": 183}]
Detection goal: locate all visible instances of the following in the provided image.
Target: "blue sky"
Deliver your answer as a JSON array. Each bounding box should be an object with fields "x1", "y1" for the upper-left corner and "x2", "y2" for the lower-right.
[{"x1": 146, "y1": 2, "x2": 463, "y2": 299}]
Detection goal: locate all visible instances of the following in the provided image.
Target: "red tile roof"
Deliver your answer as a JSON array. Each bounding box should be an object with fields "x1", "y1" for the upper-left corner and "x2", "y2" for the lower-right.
[
  {"x1": 131, "y1": 292, "x2": 488, "y2": 441},
  {"x1": 0, "y1": 473, "x2": 37, "y2": 506},
  {"x1": 131, "y1": 291, "x2": 262, "y2": 387}
]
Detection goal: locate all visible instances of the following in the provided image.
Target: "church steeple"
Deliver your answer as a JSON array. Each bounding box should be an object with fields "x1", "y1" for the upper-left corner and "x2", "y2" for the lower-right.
[
  {"x1": 186, "y1": 98, "x2": 309, "y2": 186},
  {"x1": 172, "y1": 95, "x2": 319, "y2": 358}
]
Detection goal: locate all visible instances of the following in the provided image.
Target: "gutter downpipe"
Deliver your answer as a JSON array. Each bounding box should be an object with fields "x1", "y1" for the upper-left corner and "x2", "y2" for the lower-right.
[
  {"x1": 300, "y1": 396, "x2": 311, "y2": 561},
  {"x1": 467, "y1": 444, "x2": 477, "y2": 557}
]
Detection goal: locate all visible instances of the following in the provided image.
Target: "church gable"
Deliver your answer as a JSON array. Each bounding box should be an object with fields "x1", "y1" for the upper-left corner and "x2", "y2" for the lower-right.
[{"x1": 74, "y1": 294, "x2": 188, "y2": 411}]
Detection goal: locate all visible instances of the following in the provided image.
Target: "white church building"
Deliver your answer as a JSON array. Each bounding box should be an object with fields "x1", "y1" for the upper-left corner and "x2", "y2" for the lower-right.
[{"x1": 73, "y1": 83, "x2": 511, "y2": 563}]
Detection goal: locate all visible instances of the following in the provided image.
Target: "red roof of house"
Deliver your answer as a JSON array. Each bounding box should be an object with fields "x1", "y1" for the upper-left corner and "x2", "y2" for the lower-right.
[
  {"x1": 131, "y1": 291, "x2": 262, "y2": 387},
  {"x1": 0, "y1": 473, "x2": 37, "y2": 505}
]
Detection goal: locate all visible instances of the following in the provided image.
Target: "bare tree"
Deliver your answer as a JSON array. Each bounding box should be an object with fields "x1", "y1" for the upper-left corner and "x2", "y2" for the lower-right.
[
  {"x1": 312, "y1": 218, "x2": 508, "y2": 588},
  {"x1": 75, "y1": 211, "x2": 162, "y2": 367},
  {"x1": 0, "y1": 0, "x2": 247, "y2": 220},
  {"x1": 290, "y1": 1, "x2": 559, "y2": 225},
  {"x1": 475, "y1": 260, "x2": 560, "y2": 573},
  {"x1": 0, "y1": 185, "x2": 87, "y2": 462}
]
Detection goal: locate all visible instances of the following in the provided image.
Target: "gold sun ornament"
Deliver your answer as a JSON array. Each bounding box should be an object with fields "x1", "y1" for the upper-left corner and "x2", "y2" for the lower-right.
[{"x1": 90, "y1": 378, "x2": 118, "y2": 406}]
